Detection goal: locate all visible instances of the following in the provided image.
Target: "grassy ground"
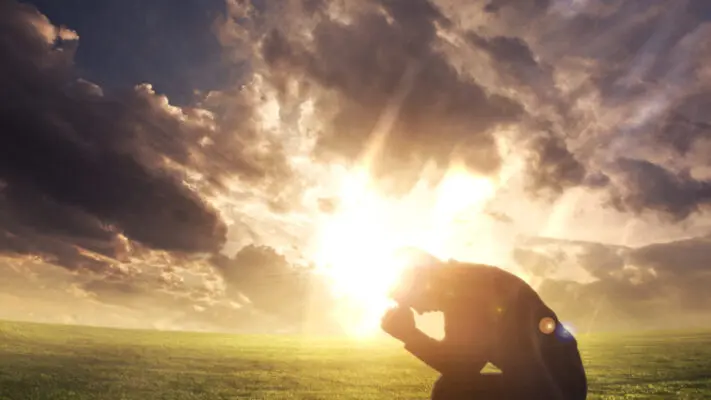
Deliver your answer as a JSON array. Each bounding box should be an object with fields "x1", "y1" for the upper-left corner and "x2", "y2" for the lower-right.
[{"x1": 0, "y1": 321, "x2": 710, "y2": 399}]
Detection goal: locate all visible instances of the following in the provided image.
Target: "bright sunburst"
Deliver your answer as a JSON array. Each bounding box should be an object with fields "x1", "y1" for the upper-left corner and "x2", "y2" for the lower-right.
[{"x1": 311, "y1": 163, "x2": 496, "y2": 337}]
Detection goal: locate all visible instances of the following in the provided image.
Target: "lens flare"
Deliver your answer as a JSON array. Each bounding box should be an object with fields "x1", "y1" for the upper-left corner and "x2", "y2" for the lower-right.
[{"x1": 539, "y1": 317, "x2": 557, "y2": 335}]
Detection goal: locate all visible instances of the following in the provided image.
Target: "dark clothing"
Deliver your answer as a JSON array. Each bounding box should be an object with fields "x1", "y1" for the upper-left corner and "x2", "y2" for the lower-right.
[
  {"x1": 402, "y1": 263, "x2": 587, "y2": 399},
  {"x1": 431, "y1": 373, "x2": 504, "y2": 399}
]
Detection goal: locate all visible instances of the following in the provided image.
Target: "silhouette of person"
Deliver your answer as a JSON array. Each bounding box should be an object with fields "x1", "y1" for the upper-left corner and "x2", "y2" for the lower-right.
[{"x1": 381, "y1": 255, "x2": 587, "y2": 399}]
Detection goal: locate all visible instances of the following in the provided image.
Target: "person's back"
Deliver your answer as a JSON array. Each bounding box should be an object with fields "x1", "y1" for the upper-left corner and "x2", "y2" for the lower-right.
[{"x1": 383, "y1": 259, "x2": 588, "y2": 399}]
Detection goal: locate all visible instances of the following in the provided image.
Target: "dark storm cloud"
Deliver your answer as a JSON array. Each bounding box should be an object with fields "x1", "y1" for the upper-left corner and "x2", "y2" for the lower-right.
[
  {"x1": 538, "y1": 2, "x2": 691, "y2": 62},
  {"x1": 478, "y1": 0, "x2": 711, "y2": 220},
  {"x1": 522, "y1": 134, "x2": 588, "y2": 195},
  {"x1": 608, "y1": 159, "x2": 711, "y2": 221},
  {"x1": 301, "y1": 0, "x2": 326, "y2": 14},
  {"x1": 224, "y1": 0, "x2": 711, "y2": 221},
  {"x1": 466, "y1": 33, "x2": 544, "y2": 84},
  {"x1": 259, "y1": 0, "x2": 523, "y2": 192},
  {"x1": 657, "y1": 92, "x2": 711, "y2": 155},
  {"x1": 483, "y1": 0, "x2": 550, "y2": 15},
  {"x1": 540, "y1": 2, "x2": 703, "y2": 123},
  {"x1": 537, "y1": 2, "x2": 706, "y2": 115},
  {"x1": 464, "y1": 29, "x2": 588, "y2": 196},
  {"x1": 0, "y1": 0, "x2": 289, "y2": 270},
  {"x1": 515, "y1": 236, "x2": 711, "y2": 331},
  {"x1": 219, "y1": 0, "x2": 711, "y2": 210}
]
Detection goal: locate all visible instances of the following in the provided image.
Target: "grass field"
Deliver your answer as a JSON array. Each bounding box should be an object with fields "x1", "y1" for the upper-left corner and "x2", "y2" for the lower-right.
[{"x1": 1, "y1": 321, "x2": 710, "y2": 399}]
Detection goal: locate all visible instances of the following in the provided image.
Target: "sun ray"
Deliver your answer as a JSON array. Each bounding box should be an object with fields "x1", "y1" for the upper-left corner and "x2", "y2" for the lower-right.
[{"x1": 310, "y1": 162, "x2": 497, "y2": 337}]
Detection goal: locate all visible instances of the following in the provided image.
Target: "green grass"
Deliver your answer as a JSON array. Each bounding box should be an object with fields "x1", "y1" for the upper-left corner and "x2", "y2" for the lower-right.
[{"x1": 0, "y1": 321, "x2": 710, "y2": 399}]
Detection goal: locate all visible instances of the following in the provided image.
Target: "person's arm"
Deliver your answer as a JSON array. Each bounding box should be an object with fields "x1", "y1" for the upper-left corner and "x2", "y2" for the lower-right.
[
  {"x1": 403, "y1": 330, "x2": 487, "y2": 377},
  {"x1": 402, "y1": 330, "x2": 449, "y2": 374}
]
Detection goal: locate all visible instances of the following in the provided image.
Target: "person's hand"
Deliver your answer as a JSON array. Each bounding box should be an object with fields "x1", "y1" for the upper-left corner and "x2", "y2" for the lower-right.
[{"x1": 381, "y1": 305, "x2": 419, "y2": 342}]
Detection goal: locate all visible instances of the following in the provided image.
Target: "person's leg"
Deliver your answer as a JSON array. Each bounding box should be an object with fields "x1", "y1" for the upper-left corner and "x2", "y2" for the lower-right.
[
  {"x1": 474, "y1": 373, "x2": 504, "y2": 398},
  {"x1": 498, "y1": 294, "x2": 588, "y2": 399},
  {"x1": 430, "y1": 375, "x2": 458, "y2": 399},
  {"x1": 546, "y1": 341, "x2": 588, "y2": 399},
  {"x1": 499, "y1": 335, "x2": 588, "y2": 399},
  {"x1": 431, "y1": 373, "x2": 504, "y2": 399}
]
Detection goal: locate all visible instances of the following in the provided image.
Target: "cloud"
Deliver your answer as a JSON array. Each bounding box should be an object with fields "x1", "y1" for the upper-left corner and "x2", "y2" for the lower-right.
[
  {"x1": 515, "y1": 235, "x2": 711, "y2": 331},
  {"x1": 483, "y1": 0, "x2": 550, "y2": 15},
  {"x1": 0, "y1": 0, "x2": 298, "y2": 272},
  {"x1": 466, "y1": 32, "x2": 551, "y2": 92},
  {"x1": 0, "y1": 0, "x2": 334, "y2": 333},
  {"x1": 212, "y1": 245, "x2": 338, "y2": 329},
  {"x1": 607, "y1": 158, "x2": 711, "y2": 221},
  {"x1": 526, "y1": 1, "x2": 711, "y2": 219},
  {"x1": 521, "y1": 134, "x2": 589, "y2": 196},
  {"x1": 252, "y1": 0, "x2": 524, "y2": 193},
  {"x1": 218, "y1": 0, "x2": 711, "y2": 220},
  {"x1": 0, "y1": 249, "x2": 295, "y2": 333},
  {"x1": 657, "y1": 93, "x2": 711, "y2": 155}
]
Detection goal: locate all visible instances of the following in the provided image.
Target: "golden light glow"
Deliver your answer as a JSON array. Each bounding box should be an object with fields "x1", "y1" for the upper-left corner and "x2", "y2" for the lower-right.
[
  {"x1": 311, "y1": 163, "x2": 497, "y2": 338},
  {"x1": 539, "y1": 317, "x2": 557, "y2": 335}
]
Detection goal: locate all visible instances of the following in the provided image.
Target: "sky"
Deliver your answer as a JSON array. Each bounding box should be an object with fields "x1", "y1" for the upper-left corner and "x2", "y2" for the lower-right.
[{"x1": 1, "y1": 0, "x2": 711, "y2": 336}]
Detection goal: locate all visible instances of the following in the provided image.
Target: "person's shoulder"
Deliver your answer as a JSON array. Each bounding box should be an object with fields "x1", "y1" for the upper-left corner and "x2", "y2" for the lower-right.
[
  {"x1": 443, "y1": 261, "x2": 537, "y2": 295},
  {"x1": 444, "y1": 261, "x2": 519, "y2": 279},
  {"x1": 438, "y1": 261, "x2": 520, "y2": 288}
]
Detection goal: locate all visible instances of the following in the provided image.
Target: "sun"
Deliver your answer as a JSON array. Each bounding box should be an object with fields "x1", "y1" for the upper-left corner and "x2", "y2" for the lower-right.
[{"x1": 310, "y1": 163, "x2": 496, "y2": 338}]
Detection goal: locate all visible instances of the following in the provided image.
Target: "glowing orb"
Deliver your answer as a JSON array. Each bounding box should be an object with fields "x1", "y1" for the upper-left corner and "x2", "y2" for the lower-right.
[{"x1": 539, "y1": 317, "x2": 557, "y2": 335}]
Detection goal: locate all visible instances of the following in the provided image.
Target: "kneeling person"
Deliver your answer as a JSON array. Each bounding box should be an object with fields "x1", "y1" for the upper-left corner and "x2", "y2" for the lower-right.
[{"x1": 381, "y1": 257, "x2": 587, "y2": 399}]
